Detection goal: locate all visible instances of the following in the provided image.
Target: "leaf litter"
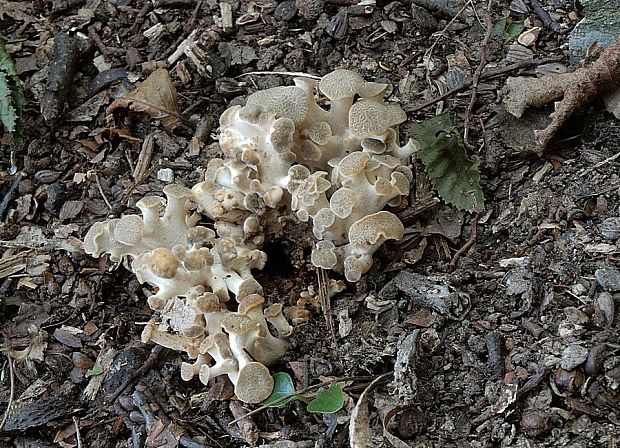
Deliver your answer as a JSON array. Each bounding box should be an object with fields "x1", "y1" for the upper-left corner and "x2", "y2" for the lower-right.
[{"x1": 1, "y1": 0, "x2": 620, "y2": 446}]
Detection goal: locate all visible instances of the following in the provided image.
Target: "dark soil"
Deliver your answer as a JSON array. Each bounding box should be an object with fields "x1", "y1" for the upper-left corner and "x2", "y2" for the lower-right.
[{"x1": 1, "y1": 0, "x2": 619, "y2": 446}]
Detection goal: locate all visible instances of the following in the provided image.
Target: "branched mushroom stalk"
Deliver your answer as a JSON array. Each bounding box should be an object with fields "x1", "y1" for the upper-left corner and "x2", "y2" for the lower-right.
[{"x1": 84, "y1": 69, "x2": 417, "y2": 403}]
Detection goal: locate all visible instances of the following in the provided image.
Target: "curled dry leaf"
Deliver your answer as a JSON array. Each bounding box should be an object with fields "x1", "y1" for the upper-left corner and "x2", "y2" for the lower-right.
[
  {"x1": 502, "y1": 36, "x2": 620, "y2": 153},
  {"x1": 383, "y1": 405, "x2": 424, "y2": 448},
  {"x1": 349, "y1": 373, "x2": 392, "y2": 448},
  {"x1": 106, "y1": 68, "x2": 184, "y2": 131}
]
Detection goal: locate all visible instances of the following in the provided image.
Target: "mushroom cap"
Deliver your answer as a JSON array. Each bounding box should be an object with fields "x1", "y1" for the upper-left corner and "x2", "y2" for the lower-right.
[
  {"x1": 113, "y1": 215, "x2": 144, "y2": 246},
  {"x1": 234, "y1": 361, "x2": 274, "y2": 403},
  {"x1": 361, "y1": 138, "x2": 387, "y2": 154},
  {"x1": 293, "y1": 76, "x2": 318, "y2": 95},
  {"x1": 164, "y1": 183, "x2": 193, "y2": 200},
  {"x1": 373, "y1": 178, "x2": 394, "y2": 196},
  {"x1": 188, "y1": 226, "x2": 216, "y2": 244},
  {"x1": 235, "y1": 277, "x2": 264, "y2": 301},
  {"x1": 195, "y1": 292, "x2": 222, "y2": 314},
  {"x1": 263, "y1": 186, "x2": 284, "y2": 209},
  {"x1": 372, "y1": 154, "x2": 401, "y2": 170},
  {"x1": 356, "y1": 81, "x2": 388, "y2": 99},
  {"x1": 344, "y1": 254, "x2": 373, "y2": 282},
  {"x1": 348, "y1": 211, "x2": 404, "y2": 249},
  {"x1": 136, "y1": 195, "x2": 165, "y2": 212},
  {"x1": 338, "y1": 152, "x2": 371, "y2": 177},
  {"x1": 395, "y1": 165, "x2": 414, "y2": 183},
  {"x1": 141, "y1": 319, "x2": 158, "y2": 344},
  {"x1": 83, "y1": 222, "x2": 105, "y2": 256},
  {"x1": 319, "y1": 69, "x2": 364, "y2": 100},
  {"x1": 200, "y1": 333, "x2": 235, "y2": 359},
  {"x1": 246, "y1": 86, "x2": 309, "y2": 124},
  {"x1": 329, "y1": 187, "x2": 356, "y2": 219},
  {"x1": 221, "y1": 313, "x2": 259, "y2": 336},
  {"x1": 287, "y1": 305, "x2": 310, "y2": 324},
  {"x1": 263, "y1": 303, "x2": 284, "y2": 319},
  {"x1": 180, "y1": 361, "x2": 197, "y2": 381},
  {"x1": 313, "y1": 207, "x2": 336, "y2": 234},
  {"x1": 184, "y1": 248, "x2": 214, "y2": 271},
  {"x1": 391, "y1": 171, "x2": 410, "y2": 196},
  {"x1": 238, "y1": 294, "x2": 266, "y2": 316},
  {"x1": 182, "y1": 324, "x2": 205, "y2": 339},
  {"x1": 148, "y1": 247, "x2": 181, "y2": 279},
  {"x1": 263, "y1": 303, "x2": 293, "y2": 338},
  {"x1": 349, "y1": 101, "x2": 390, "y2": 137},
  {"x1": 311, "y1": 240, "x2": 338, "y2": 270},
  {"x1": 384, "y1": 103, "x2": 407, "y2": 126},
  {"x1": 270, "y1": 117, "x2": 296, "y2": 155},
  {"x1": 238, "y1": 104, "x2": 263, "y2": 124},
  {"x1": 308, "y1": 122, "x2": 332, "y2": 145},
  {"x1": 299, "y1": 140, "x2": 323, "y2": 162}
]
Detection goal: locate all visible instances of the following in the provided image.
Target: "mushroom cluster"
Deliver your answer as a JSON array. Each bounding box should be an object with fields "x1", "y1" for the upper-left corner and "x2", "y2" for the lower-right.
[
  {"x1": 83, "y1": 69, "x2": 416, "y2": 402},
  {"x1": 84, "y1": 185, "x2": 285, "y2": 402},
  {"x1": 192, "y1": 69, "x2": 417, "y2": 282}
]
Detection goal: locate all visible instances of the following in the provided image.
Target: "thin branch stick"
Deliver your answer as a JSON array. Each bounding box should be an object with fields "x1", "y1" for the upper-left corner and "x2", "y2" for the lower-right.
[
  {"x1": 579, "y1": 150, "x2": 620, "y2": 176},
  {"x1": 105, "y1": 345, "x2": 164, "y2": 405},
  {"x1": 450, "y1": 213, "x2": 479, "y2": 269},
  {"x1": 423, "y1": 1, "x2": 472, "y2": 81},
  {"x1": 405, "y1": 57, "x2": 564, "y2": 113},
  {"x1": 463, "y1": 0, "x2": 494, "y2": 145},
  {"x1": 73, "y1": 417, "x2": 83, "y2": 448},
  {"x1": 94, "y1": 172, "x2": 114, "y2": 211},
  {"x1": 0, "y1": 352, "x2": 15, "y2": 430},
  {"x1": 228, "y1": 373, "x2": 390, "y2": 426},
  {"x1": 318, "y1": 268, "x2": 338, "y2": 350}
]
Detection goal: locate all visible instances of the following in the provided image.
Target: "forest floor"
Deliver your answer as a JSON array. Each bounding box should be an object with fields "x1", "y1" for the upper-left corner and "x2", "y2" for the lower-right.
[{"x1": 0, "y1": 0, "x2": 619, "y2": 446}]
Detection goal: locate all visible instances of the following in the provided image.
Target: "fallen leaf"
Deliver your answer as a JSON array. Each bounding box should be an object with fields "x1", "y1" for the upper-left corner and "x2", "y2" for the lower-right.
[
  {"x1": 410, "y1": 114, "x2": 485, "y2": 213},
  {"x1": 106, "y1": 68, "x2": 184, "y2": 131},
  {"x1": 349, "y1": 373, "x2": 391, "y2": 448}
]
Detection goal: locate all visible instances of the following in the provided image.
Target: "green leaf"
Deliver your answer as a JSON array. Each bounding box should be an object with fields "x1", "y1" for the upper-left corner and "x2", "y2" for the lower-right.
[
  {"x1": 0, "y1": 35, "x2": 25, "y2": 148},
  {"x1": 85, "y1": 362, "x2": 103, "y2": 378},
  {"x1": 491, "y1": 17, "x2": 507, "y2": 37},
  {"x1": 0, "y1": 71, "x2": 16, "y2": 131},
  {"x1": 410, "y1": 114, "x2": 485, "y2": 213},
  {"x1": 307, "y1": 383, "x2": 344, "y2": 414},
  {"x1": 263, "y1": 372, "x2": 300, "y2": 407},
  {"x1": 505, "y1": 22, "x2": 524, "y2": 39},
  {"x1": 491, "y1": 16, "x2": 524, "y2": 40}
]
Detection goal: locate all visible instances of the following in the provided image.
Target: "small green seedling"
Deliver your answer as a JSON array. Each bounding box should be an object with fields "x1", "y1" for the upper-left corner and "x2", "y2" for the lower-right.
[
  {"x1": 85, "y1": 362, "x2": 103, "y2": 378},
  {"x1": 491, "y1": 16, "x2": 524, "y2": 40},
  {"x1": 263, "y1": 372, "x2": 344, "y2": 414}
]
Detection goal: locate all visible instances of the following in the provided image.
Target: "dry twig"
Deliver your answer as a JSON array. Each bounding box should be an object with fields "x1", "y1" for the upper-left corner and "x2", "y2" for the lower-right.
[
  {"x1": 73, "y1": 417, "x2": 83, "y2": 448},
  {"x1": 463, "y1": 0, "x2": 494, "y2": 145},
  {"x1": 0, "y1": 352, "x2": 15, "y2": 431},
  {"x1": 318, "y1": 268, "x2": 338, "y2": 349},
  {"x1": 405, "y1": 57, "x2": 563, "y2": 113},
  {"x1": 105, "y1": 345, "x2": 165, "y2": 405},
  {"x1": 502, "y1": 36, "x2": 620, "y2": 153},
  {"x1": 450, "y1": 213, "x2": 479, "y2": 268}
]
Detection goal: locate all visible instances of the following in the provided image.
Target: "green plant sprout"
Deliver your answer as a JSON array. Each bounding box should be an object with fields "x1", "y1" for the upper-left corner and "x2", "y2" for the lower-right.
[{"x1": 262, "y1": 372, "x2": 344, "y2": 414}]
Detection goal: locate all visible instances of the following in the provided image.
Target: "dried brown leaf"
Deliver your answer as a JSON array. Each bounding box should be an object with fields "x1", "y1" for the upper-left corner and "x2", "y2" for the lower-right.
[
  {"x1": 382, "y1": 405, "x2": 418, "y2": 448},
  {"x1": 349, "y1": 374, "x2": 391, "y2": 447},
  {"x1": 106, "y1": 68, "x2": 184, "y2": 131}
]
